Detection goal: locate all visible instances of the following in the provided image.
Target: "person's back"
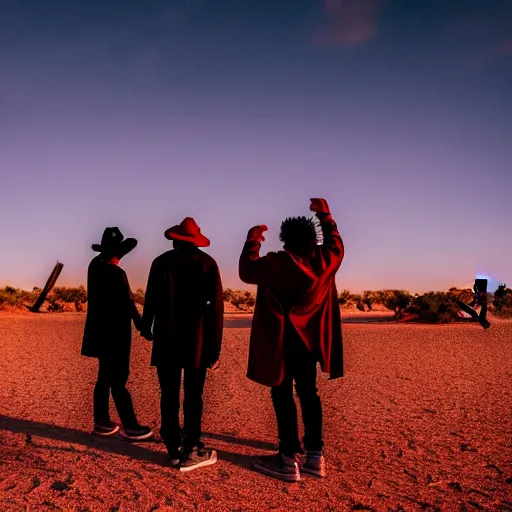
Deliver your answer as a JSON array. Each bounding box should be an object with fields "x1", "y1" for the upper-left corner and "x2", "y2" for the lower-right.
[{"x1": 145, "y1": 243, "x2": 222, "y2": 367}]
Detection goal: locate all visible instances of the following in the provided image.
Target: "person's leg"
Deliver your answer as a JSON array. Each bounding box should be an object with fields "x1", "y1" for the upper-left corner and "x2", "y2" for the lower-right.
[
  {"x1": 109, "y1": 361, "x2": 140, "y2": 430},
  {"x1": 294, "y1": 346, "x2": 323, "y2": 453},
  {"x1": 271, "y1": 373, "x2": 302, "y2": 456},
  {"x1": 93, "y1": 358, "x2": 112, "y2": 426},
  {"x1": 156, "y1": 365, "x2": 183, "y2": 457},
  {"x1": 182, "y1": 368, "x2": 207, "y2": 453}
]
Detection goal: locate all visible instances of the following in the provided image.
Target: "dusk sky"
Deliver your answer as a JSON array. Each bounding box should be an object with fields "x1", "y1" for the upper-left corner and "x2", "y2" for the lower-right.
[{"x1": 1, "y1": 0, "x2": 511, "y2": 293}]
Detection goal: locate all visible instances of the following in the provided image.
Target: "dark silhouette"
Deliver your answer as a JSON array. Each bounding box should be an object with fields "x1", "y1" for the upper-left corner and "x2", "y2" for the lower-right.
[
  {"x1": 29, "y1": 262, "x2": 64, "y2": 312},
  {"x1": 238, "y1": 198, "x2": 344, "y2": 482},
  {"x1": 141, "y1": 217, "x2": 224, "y2": 471},
  {"x1": 81, "y1": 227, "x2": 154, "y2": 441},
  {"x1": 456, "y1": 279, "x2": 490, "y2": 329}
]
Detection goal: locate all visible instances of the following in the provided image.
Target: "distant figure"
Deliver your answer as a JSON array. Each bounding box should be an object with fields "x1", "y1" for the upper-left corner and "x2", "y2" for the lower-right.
[
  {"x1": 141, "y1": 217, "x2": 224, "y2": 472},
  {"x1": 239, "y1": 198, "x2": 344, "y2": 482},
  {"x1": 456, "y1": 278, "x2": 490, "y2": 329},
  {"x1": 81, "y1": 227, "x2": 154, "y2": 441}
]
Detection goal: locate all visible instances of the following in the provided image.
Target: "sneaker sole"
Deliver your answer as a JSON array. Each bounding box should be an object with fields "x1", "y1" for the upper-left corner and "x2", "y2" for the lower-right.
[
  {"x1": 180, "y1": 451, "x2": 218, "y2": 473},
  {"x1": 93, "y1": 426, "x2": 121, "y2": 437},
  {"x1": 252, "y1": 461, "x2": 300, "y2": 482},
  {"x1": 300, "y1": 466, "x2": 326, "y2": 478},
  {"x1": 120, "y1": 430, "x2": 155, "y2": 441}
]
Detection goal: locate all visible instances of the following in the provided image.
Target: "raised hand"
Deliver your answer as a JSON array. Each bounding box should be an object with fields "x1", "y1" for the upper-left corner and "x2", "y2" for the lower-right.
[
  {"x1": 247, "y1": 225, "x2": 268, "y2": 243},
  {"x1": 309, "y1": 198, "x2": 330, "y2": 215}
]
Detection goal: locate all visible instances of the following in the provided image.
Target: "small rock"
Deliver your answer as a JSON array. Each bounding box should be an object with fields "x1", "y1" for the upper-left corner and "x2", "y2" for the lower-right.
[
  {"x1": 352, "y1": 504, "x2": 376, "y2": 511},
  {"x1": 447, "y1": 481, "x2": 463, "y2": 492},
  {"x1": 50, "y1": 481, "x2": 70, "y2": 492},
  {"x1": 505, "y1": 477, "x2": 512, "y2": 485},
  {"x1": 25, "y1": 433, "x2": 32, "y2": 444}
]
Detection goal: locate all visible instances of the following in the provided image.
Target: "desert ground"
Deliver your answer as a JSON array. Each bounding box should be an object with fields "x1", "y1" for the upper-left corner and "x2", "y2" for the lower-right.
[{"x1": 0, "y1": 313, "x2": 511, "y2": 512}]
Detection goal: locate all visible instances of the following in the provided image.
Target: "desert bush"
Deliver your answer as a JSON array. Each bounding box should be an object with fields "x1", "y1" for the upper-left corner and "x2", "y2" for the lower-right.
[
  {"x1": 132, "y1": 288, "x2": 145, "y2": 306},
  {"x1": 363, "y1": 290, "x2": 376, "y2": 311},
  {"x1": 493, "y1": 284, "x2": 512, "y2": 318},
  {"x1": 406, "y1": 292, "x2": 461, "y2": 323},
  {"x1": 338, "y1": 290, "x2": 352, "y2": 306},
  {"x1": 0, "y1": 286, "x2": 25, "y2": 308},
  {"x1": 223, "y1": 289, "x2": 256, "y2": 310},
  {"x1": 373, "y1": 290, "x2": 412, "y2": 317},
  {"x1": 51, "y1": 286, "x2": 88, "y2": 311}
]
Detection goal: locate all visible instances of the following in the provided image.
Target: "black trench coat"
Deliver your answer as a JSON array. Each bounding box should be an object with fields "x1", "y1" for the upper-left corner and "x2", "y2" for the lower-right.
[
  {"x1": 142, "y1": 246, "x2": 224, "y2": 369},
  {"x1": 81, "y1": 255, "x2": 142, "y2": 364}
]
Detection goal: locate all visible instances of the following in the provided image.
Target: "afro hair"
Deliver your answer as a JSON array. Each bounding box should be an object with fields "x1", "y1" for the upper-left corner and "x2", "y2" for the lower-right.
[{"x1": 279, "y1": 216, "x2": 321, "y2": 251}]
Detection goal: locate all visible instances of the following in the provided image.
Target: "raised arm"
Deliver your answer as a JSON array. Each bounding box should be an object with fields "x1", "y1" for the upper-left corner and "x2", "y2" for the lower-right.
[
  {"x1": 310, "y1": 198, "x2": 344, "y2": 270},
  {"x1": 238, "y1": 225, "x2": 271, "y2": 285}
]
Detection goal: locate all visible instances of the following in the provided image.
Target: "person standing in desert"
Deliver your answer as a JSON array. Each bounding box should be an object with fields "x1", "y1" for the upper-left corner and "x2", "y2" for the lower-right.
[
  {"x1": 239, "y1": 198, "x2": 344, "y2": 482},
  {"x1": 141, "y1": 217, "x2": 224, "y2": 472},
  {"x1": 81, "y1": 227, "x2": 154, "y2": 441}
]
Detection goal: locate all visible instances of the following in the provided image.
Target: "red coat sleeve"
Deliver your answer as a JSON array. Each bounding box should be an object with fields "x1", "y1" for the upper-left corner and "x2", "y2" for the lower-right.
[
  {"x1": 317, "y1": 213, "x2": 344, "y2": 272},
  {"x1": 239, "y1": 240, "x2": 274, "y2": 286}
]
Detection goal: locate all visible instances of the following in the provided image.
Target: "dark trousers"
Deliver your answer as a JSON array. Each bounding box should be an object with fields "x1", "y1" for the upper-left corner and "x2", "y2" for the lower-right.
[
  {"x1": 93, "y1": 357, "x2": 139, "y2": 429},
  {"x1": 156, "y1": 366, "x2": 207, "y2": 456},
  {"x1": 271, "y1": 325, "x2": 323, "y2": 456}
]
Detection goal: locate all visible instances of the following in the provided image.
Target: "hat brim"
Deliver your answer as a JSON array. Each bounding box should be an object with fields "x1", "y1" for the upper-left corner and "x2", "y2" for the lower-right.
[
  {"x1": 92, "y1": 238, "x2": 138, "y2": 258},
  {"x1": 164, "y1": 227, "x2": 210, "y2": 247}
]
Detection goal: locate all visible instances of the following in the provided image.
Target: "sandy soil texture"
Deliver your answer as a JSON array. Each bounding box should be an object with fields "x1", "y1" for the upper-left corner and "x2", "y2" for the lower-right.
[{"x1": 0, "y1": 314, "x2": 511, "y2": 511}]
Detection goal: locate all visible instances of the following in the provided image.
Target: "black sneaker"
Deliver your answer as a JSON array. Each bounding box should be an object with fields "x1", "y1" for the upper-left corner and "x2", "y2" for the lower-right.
[
  {"x1": 180, "y1": 446, "x2": 217, "y2": 472},
  {"x1": 120, "y1": 425, "x2": 154, "y2": 441},
  {"x1": 93, "y1": 422, "x2": 120, "y2": 437},
  {"x1": 300, "y1": 451, "x2": 327, "y2": 478},
  {"x1": 252, "y1": 453, "x2": 300, "y2": 482}
]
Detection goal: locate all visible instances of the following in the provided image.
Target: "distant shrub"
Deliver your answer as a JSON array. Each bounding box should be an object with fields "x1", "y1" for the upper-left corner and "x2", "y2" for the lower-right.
[
  {"x1": 363, "y1": 290, "x2": 376, "y2": 311},
  {"x1": 223, "y1": 288, "x2": 255, "y2": 310},
  {"x1": 0, "y1": 287, "x2": 24, "y2": 308},
  {"x1": 51, "y1": 286, "x2": 88, "y2": 311},
  {"x1": 493, "y1": 284, "x2": 512, "y2": 318},
  {"x1": 338, "y1": 290, "x2": 352, "y2": 306},
  {"x1": 373, "y1": 290, "x2": 412, "y2": 317},
  {"x1": 132, "y1": 288, "x2": 145, "y2": 306},
  {"x1": 406, "y1": 292, "x2": 461, "y2": 323}
]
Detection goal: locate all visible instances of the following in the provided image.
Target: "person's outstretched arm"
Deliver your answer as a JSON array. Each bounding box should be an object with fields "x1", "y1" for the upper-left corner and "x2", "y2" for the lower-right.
[
  {"x1": 310, "y1": 198, "x2": 344, "y2": 270},
  {"x1": 238, "y1": 225, "x2": 271, "y2": 285}
]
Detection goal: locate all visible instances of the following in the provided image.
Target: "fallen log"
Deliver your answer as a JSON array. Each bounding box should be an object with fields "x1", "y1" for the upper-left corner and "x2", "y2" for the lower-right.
[{"x1": 29, "y1": 262, "x2": 64, "y2": 312}]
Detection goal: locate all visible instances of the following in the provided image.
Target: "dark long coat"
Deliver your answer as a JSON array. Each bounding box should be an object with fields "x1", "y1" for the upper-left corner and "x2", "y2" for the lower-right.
[
  {"x1": 141, "y1": 246, "x2": 224, "y2": 368},
  {"x1": 239, "y1": 214, "x2": 344, "y2": 387},
  {"x1": 81, "y1": 255, "x2": 142, "y2": 364}
]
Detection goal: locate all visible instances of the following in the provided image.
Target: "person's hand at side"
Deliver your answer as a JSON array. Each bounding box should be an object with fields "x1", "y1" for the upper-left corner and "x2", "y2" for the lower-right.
[{"x1": 140, "y1": 330, "x2": 153, "y2": 341}]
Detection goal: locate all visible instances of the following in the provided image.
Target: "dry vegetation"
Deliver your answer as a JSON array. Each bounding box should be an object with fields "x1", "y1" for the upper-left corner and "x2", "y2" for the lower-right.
[{"x1": 2, "y1": 285, "x2": 512, "y2": 323}]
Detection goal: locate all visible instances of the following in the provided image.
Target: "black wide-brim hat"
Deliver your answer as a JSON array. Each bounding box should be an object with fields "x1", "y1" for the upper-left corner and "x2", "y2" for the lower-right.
[{"x1": 92, "y1": 227, "x2": 137, "y2": 259}]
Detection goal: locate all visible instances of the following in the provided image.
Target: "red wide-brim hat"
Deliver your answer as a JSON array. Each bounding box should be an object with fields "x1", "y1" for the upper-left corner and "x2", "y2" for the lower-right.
[{"x1": 164, "y1": 217, "x2": 210, "y2": 247}]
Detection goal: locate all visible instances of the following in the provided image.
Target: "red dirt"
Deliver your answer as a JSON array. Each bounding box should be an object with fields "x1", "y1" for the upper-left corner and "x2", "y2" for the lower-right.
[{"x1": 0, "y1": 314, "x2": 511, "y2": 511}]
